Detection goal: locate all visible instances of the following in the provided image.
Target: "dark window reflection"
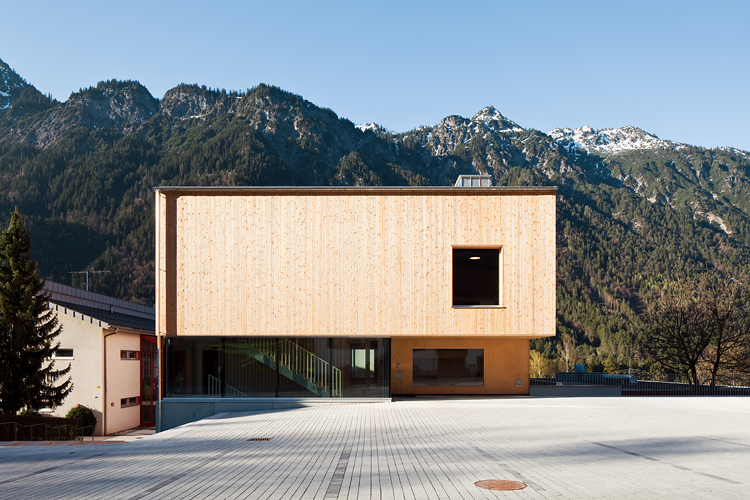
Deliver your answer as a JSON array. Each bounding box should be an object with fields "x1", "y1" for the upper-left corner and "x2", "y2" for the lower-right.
[
  {"x1": 412, "y1": 349, "x2": 484, "y2": 386},
  {"x1": 453, "y1": 249, "x2": 499, "y2": 305},
  {"x1": 165, "y1": 337, "x2": 389, "y2": 398}
]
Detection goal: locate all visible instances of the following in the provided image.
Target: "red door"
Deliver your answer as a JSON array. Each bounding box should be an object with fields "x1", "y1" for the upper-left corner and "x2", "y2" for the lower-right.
[{"x1": 140, "y1": 336, "x2": 158, "y2": 426}]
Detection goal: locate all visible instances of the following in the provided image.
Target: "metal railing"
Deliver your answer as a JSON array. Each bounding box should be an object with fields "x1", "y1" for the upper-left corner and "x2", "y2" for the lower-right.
[
  {"x1": 0, "y1": 421, "x2": 96, "y2": 442},
  {"x1": 207, "y1": 373, "x2": 249, "y2": 397},
  {"x1": 249, "y1": 338, "x2": 342, "y2": 397},
  {"x1": 281, "y1": 339, "x2": 342, "y2": 397},
  {"x1": 531, "y1": 372, "x2": 750, "y2": 396}
]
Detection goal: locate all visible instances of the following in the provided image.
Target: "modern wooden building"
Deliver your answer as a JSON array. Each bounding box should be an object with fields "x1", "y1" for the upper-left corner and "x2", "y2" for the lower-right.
[{"x1": 155, "y1": 178, "x2": 556, "y2": 429}]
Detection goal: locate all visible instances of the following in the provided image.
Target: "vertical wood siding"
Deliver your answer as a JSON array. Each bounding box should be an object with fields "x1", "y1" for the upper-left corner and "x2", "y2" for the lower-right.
[{"x1": 159, "y1": 191, "x2": 556, "y2": 338}]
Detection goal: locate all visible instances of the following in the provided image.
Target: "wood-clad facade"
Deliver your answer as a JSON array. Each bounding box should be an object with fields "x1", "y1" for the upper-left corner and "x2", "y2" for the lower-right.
[
  {"x1": 155, "y1": 186, "x2": 556, "y2": 401},
  {"x1": 158, "y1": 187, "x2": 556, "y2": 339}
]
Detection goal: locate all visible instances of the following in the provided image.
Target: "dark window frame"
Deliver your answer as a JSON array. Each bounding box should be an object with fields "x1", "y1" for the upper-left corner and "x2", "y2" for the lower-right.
[
  {"x1": 55, "y1": 348, "x2": 74, "y2": 358},
  {"x1": 121, "y1": 396, "x2": 140, "y2": 408}
]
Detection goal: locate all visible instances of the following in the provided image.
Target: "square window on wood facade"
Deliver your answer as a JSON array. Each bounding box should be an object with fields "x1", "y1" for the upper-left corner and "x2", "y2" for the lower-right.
[{"x1": 453, "y1": 249, "x2": 499, "y2": 306}]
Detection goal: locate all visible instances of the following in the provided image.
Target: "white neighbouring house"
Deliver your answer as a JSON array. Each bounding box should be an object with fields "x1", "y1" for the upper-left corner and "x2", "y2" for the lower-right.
[{"x1": 43, "y1": 281, "x2": 156, "y2": 436}]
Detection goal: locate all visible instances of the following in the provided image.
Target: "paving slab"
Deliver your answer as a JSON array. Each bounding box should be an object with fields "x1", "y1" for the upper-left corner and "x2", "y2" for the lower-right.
[{"x1": 0, "y1": 397, "x2": 748, "y2": 499}]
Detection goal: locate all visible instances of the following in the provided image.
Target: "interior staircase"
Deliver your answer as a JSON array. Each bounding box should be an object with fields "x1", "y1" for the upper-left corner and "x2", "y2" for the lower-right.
[
  {"x1": 207, "y1": 339, "x2": 342, "y2": 397},
  {"x1": 207, "y1": 373, "x2": 248, "y2": 397}
]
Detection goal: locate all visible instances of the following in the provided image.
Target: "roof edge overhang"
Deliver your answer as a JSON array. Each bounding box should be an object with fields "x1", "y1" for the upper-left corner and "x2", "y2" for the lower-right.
[
  {"x1": 49, "y1": 299, "x2": 155, "y2": 333},
  {"x1": 154, "y1": 186, "x2": 558, "y2": 196},
  {"x1": 104, "y1": 325, "x2": 155, "y2": 336}
]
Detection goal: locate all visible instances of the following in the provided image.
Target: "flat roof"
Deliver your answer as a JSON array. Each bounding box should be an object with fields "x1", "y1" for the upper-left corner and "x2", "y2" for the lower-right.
[{"x1": 154, "y1": 186, "x2": 558, "y2": 196}]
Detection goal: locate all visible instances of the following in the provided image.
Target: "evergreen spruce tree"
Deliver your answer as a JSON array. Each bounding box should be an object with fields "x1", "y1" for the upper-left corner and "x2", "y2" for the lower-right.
[{"x1": 0, "y1": 210, "x2": 71, "y2": 414}]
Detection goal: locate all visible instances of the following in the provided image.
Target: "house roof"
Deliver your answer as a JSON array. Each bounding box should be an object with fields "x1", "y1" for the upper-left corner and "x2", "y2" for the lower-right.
[{"x1": 44, "y1": 281, "x2": 155, "y2": 333}]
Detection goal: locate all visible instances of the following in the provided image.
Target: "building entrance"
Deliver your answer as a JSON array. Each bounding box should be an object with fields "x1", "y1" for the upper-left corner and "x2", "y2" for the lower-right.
[{"x1": 351, "y1": 341, "x2": 378, "y2": 387}]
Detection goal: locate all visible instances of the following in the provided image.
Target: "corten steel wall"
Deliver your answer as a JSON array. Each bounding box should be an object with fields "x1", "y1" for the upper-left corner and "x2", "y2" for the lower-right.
[
  {"x1": 392, "y1": 337, "x2": 531, "y2": 395},
  {"x1": 156, "y1": 187, "x2": 556, "y2": 339}
]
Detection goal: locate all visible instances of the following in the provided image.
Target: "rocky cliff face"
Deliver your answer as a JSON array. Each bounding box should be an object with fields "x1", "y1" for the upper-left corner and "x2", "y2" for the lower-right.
[
  {"x1": 161, "y1": 84, "x2": 236, "y2": 120},
  {"x1": 7, "y1": 80, "x2": 158, "y2": 148},
  {"x1": 71, "y1": 80, "x2": 159, "y2": 130},
  {"x1": 234, "y1": 85, "x2": 366, "y2": 171}
]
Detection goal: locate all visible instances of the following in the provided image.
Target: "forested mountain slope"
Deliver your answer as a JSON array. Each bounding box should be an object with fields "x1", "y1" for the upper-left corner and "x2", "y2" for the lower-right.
[{"x1": 1, "y1": 57, "x2": 749, "y2": 368}]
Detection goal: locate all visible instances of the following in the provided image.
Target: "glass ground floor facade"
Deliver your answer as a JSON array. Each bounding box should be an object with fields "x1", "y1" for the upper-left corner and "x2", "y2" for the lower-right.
[{"x1": 165, "y1": 337, "x2": 390, "y2": 398}]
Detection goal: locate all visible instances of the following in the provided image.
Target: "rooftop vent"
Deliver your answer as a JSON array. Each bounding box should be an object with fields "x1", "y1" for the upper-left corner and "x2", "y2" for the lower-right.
[{"x1": 454, "y1": 175, "x2": 491, "y2": 187}]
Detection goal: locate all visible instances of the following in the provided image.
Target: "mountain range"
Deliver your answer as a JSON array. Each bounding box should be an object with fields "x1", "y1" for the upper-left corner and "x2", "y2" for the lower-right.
[{"x1": 2, "y1": 56, "x2": 749, "y2": 369}]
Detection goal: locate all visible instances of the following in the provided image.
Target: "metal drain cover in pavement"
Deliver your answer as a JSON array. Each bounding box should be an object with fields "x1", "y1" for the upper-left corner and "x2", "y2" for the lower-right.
[{"x1": 475, "y1": 480, "x2": 527, "y2": 491}]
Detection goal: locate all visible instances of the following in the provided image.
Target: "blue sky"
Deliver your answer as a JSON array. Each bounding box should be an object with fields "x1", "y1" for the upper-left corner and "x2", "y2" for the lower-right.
[{"x1": 2, "y1": 1, "x2": 748, "y2": 150}]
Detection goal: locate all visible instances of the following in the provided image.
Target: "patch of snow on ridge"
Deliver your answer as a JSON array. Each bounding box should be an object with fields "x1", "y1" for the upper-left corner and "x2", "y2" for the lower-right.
[
  {"x1": 356, "y1": 123, "x2": 388, "y2": 133},
  {"x1": 548, "y1": 125, "x2": 682, "y2": 155},
  {"x1": 0, "y1": 88, "x2": 9, "y2": 109},
  {"x1": 705, "y1": 212, "x2": 732, "y2": 234},
  {"x1": 719, "y1": 147, "x2": 750, "y2": 159}
]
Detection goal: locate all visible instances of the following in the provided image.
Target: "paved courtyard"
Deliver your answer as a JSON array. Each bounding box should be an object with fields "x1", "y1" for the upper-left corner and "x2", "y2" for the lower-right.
[{"x1": 1, "y1": 397, "x2": 749, "y2": 499}]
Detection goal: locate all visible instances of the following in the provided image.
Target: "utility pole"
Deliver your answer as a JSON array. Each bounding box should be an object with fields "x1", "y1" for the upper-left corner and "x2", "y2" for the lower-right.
[
  {"x1": 628, "y1": 346, "x2": 632, "y2": 375},
  {"x1": 68, "y1": 270, "x2": 111, "y2": 291}
]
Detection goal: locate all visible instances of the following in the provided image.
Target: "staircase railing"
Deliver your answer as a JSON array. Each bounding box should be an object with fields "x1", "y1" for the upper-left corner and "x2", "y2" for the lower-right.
[
  {"x1": 207, "y1": 373, "x2": 249, "y2": 398},
  {"x1": 249, "y1": 338, "x2": 342, "y2": 397}
]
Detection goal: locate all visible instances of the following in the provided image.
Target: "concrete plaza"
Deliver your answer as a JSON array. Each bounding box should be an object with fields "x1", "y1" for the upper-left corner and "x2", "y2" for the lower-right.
[{"x1": 1, "y1": 397, "x2": 749, "y2": 499}]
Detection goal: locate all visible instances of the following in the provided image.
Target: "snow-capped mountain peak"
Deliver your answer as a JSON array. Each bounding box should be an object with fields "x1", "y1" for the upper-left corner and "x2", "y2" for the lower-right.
[
  {"x1": 548, "y1": 125, "x2": 682, "y2": 155},
  {"x1": 471, "y1": 105, "x2": 523, "y2": 132},
  {"x1": 0, "y1": 59, "x2": 30, "y2": 110},
  {"x1": 472, "y1": 105, "x2": 504, "y2": 123}
]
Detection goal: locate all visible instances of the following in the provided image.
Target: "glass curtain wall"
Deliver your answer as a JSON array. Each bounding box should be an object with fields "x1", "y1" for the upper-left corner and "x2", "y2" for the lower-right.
[{"x1": 165, "y1": 337, "x2": 389, "y2": 398}]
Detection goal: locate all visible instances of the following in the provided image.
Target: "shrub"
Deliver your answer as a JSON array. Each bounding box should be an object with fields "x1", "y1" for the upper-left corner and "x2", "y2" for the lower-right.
[
  {"x1": 65, "y1": 405, "x2": 97, "y2": 436},
  {"x1": 18, "y1": 408, "x2": 40, "y2": 416}
]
